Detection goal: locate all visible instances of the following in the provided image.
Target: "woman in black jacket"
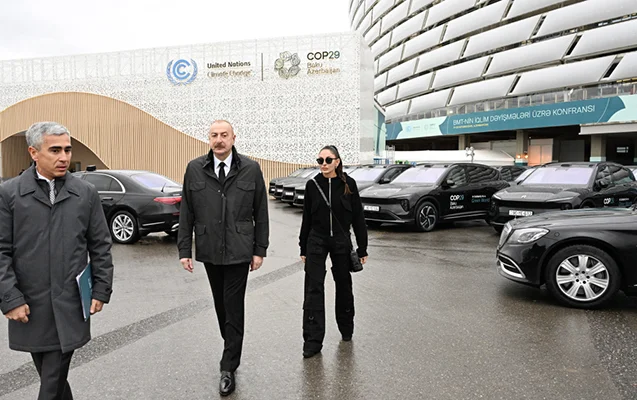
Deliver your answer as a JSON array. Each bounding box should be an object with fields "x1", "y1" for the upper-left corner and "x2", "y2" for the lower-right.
[{"x1": 299, "y1": 145, "x2": 368, "y2": 358}]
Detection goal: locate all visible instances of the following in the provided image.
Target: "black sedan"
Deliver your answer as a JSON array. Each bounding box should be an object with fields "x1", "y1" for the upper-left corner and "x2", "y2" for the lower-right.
[
  {"x1": 497, "y1": 207, "x2": 637, "y2": 308},
  {"x1": 273, "y1": 168, "x2": 318, "y2": 199},
  {"x1": 269, "y1": 167, "x2": 311, "y2": 196},
  {"x1": 489, "y1": 162, "x2": 637, "y2": 232},
  {"x1": 73, "y1": 169, "x2": 182, "y2": 244},
  {"x1": 360, "y1": 163, "x2": 508, "y2": 231}
]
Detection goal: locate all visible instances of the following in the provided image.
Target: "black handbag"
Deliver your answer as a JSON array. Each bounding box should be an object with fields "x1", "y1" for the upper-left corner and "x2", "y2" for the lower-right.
[{"x1": 312, "y1": 179, "x2": 364, "y2": 273}]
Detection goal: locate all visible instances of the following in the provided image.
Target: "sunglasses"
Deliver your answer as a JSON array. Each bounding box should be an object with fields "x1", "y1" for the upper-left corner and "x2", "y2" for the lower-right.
[{"x1": 316, "y1": 157, "x2": 338, "y2": 165}]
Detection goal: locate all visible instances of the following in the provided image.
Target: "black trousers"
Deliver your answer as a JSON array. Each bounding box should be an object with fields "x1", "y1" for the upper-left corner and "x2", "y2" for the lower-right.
[
  {"x1": 204, "y1": 263, "x2": 250, "y2": 372},
  {"x1": 303, "y1": 232, "x2": 355, "y2": 352},
  {"x1": 31, "y1": 350, "x2": 74, "y2": 400}
]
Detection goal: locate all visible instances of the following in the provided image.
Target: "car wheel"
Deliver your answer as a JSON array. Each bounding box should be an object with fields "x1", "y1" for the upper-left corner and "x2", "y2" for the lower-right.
[
  {"x1": 110, "y1": 210, "x2": 140, "y2": 244},
  {"x1": 415, "y1": 201, "x2": 438, "y2": 232},
  {"x1": 545, "y1": 245, "x2": 620, "y2": 309}
]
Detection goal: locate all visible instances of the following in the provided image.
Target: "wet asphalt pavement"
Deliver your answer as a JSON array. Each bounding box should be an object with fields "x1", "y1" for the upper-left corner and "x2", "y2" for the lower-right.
[{"x1": 2, "y1": 199, "x2": 637, "y2": 399}]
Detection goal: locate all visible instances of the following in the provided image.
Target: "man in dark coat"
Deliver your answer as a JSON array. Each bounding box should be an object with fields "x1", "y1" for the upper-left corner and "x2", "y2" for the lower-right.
[
  {"x1": 178, "y1": 120, "x2": 269, "y2": 396},
  {"x1": 0, "y1": 122, "x2": 114, "y2": 400}
]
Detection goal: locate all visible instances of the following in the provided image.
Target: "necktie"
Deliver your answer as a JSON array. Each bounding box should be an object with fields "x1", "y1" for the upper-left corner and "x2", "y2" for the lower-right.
[
  {"x1": 48, "y1": 180, "x2": 56, "y2": 204},
  {"x1": 218, "y1": 162, "x2": 226, "y2": 185}
]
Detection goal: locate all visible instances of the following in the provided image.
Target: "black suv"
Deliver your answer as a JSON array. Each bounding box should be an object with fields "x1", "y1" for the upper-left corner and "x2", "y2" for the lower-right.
[
  {"x1": 360, "y1": 163, "x2": 509, "y2": 231},
  {"x1": 489, "y1": 162, "x2": 637, "y2": 232}
]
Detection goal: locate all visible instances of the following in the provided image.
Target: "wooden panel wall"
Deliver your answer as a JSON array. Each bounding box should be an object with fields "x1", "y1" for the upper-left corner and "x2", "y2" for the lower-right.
[
  {"x1": 0, "y1": 92, "x2": 310, "y2": 183},
  {"x1": 1, "y1": 136, "x2": 31, "y2": 178}
]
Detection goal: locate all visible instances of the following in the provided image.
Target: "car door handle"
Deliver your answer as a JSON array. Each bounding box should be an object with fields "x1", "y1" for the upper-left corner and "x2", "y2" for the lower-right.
[{"x1": 101, "y1": 197, "x2": 113, "y2": 201}]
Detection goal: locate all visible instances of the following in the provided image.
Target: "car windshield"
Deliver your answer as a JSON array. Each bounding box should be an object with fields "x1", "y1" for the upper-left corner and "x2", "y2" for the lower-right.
[
  {"x1": 132, "y1": 173, "x2": 181, "y2": 191},
  {"x1": 344, "y1": 166, "x2": 358, "y2": 174},
  {"x1": 299, "y1": 169, "x2": 318, "y2": 178},
  {"x1": 393, "y1": 168, "x2": 446, "y2": 184},
  {"x1": 349, "y1": 167, "x2": 386, "y2": 182},
  {"x1": 515, "y1": 168, "x2": 535, "y2": 182},
  {"x1": 520, "y1": 167, "x2": 593, "y2": 186},
  {"x1": 289, "y1": 169, "x2": 305, "y2": 177}
]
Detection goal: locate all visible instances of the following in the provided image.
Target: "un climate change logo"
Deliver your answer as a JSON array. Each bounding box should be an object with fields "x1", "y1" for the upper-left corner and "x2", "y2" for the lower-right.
[
  {"x1": 166, "y1": 59, "x2": 198, "y2": 85},
  {"x1": 274, "y1": 51, "x2": 301, "y2": 79}
]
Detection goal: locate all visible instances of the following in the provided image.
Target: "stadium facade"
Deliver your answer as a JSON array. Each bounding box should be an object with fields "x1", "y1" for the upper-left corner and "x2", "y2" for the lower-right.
[
  {"x1": 0, "y1": 32, "x2": 374, "y2": 182},
  {"x1": 350, "y1": 0, "x2": 637, "y2": 165}
]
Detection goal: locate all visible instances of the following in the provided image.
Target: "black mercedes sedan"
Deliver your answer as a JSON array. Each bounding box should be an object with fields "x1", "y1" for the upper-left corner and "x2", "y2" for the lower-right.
[
  {"x1": 360, "y1": 163, "x2": 508, "y2": 231},
  {"x1": 73, "y1": 169, "x2": 182, "y2": 244},
  {"x1": 497, "y1": 207, "x2": 637, "y2": 308},
  {"x1": 489, "y1": 162, "x2": 637, "y2": 233}
]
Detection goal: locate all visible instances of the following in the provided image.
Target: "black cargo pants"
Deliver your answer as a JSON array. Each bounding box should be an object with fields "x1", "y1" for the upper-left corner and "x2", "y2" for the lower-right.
[{"x1": 303, "y1": 230, "x2": 355, "y2": 352}]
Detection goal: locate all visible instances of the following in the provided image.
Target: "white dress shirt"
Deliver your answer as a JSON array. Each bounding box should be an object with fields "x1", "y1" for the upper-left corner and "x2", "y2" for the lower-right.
[{"x1": 214, "y1": 153, "x2": 232, "y2": 179}]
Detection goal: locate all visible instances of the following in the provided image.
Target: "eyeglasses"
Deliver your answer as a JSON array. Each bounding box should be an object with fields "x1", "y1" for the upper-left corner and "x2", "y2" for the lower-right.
[{"x1": 316, "y1": 157, "x2": 337, "y2": 165}]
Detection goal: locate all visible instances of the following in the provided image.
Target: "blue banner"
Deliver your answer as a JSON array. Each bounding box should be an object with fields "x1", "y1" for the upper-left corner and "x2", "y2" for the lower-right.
[{"x1": 386, "y1": 95, "x2": 637, "y2": 141}]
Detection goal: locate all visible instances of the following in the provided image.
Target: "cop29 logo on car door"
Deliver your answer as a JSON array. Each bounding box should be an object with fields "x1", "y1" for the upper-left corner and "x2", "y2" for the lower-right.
[{"x1": 166, "y1": 59, "x2": 198, "y2": 85}]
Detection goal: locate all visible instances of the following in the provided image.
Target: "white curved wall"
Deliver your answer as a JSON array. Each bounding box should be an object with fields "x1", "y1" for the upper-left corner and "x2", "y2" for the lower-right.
[{"x1": 350, "y1": 0, "x2": 637, "y2": 122}]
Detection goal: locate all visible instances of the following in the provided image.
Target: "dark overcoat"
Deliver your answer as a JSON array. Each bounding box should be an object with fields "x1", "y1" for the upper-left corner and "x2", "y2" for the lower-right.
[{"x1": 0, "y1": 167, "x2": 114, "y2": 353}]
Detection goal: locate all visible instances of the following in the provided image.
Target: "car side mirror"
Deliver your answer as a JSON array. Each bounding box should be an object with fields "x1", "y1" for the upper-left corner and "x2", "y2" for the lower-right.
[
  {"x1": 379, "y1": 177, "x2": 392, "y2": 184},
  {"x1": 442, "y1": 179, "x2": 454, "y2": 188}
]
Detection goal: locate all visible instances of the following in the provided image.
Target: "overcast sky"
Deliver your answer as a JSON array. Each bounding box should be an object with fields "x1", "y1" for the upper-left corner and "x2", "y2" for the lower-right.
[{"x1": 0, "y1": 0, "x2": 352, "y2": 61}]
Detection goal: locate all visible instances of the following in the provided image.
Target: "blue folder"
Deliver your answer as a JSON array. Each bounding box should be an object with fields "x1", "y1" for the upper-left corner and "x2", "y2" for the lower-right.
[{"x1": 76, "y1": 263, "x2": 93, "y2": 321}]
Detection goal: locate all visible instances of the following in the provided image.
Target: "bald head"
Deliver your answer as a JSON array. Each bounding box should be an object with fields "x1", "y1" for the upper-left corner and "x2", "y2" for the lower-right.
[{"x1": 208, "y1": 120, "x2": 236, "y2": 161}]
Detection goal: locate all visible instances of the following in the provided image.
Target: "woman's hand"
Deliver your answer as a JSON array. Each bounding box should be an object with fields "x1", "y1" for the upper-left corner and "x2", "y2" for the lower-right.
[
  {"x1": 301, "y1": 256, "x2": 306, "y2": 263},
  {"x1": 360, "y1": 256, "x2": 368, "y2": 265}
]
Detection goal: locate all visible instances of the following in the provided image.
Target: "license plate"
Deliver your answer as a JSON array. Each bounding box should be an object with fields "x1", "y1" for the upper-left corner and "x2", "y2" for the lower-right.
[
  {"x1": 364, "y1": 205, "x2": 380, "y2": 212},
  {"x1": 298, "y1": 195, "x2": 304, "y2": 200},
  {"x1": 509, "y1": 210, "x2": 533, "y2": 217},
  {"x1": 284, "y1": 191, "x2": 293, "y2": 196},
  {"x1": 276, "y1": 189, "x2": 283, "y2": 193}
]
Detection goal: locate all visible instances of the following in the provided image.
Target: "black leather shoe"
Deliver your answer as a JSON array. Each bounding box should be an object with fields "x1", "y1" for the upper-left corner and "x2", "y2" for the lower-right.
[
  {"x1": 219, "y1": 371, "x2": 235, "y2": 396},
  {"x1": 342, "y1": 335, "x2": 352, "y2": 342},
  {"x1": 303, "y1": 349, "x2": 321, "y2": 358}
]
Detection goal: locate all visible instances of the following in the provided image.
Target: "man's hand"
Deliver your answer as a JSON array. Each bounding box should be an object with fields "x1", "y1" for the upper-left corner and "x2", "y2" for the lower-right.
[
  {"x1": 181, "y1": 258, "x2": 194, "y2": 273},
  {"x1": 250, "y1": 256, "x2": 263, "y2": 271},
  {"x1": 4, "y1": 304, "x2": 30, "y2": 323},
  {"x1": 360, "y1": 256, "x2": 368, "y2": 265},
  {"x1": 90, "y1": 299, "x2": 104, "y2": 315},
  {"x1": 300, "y1": 256, "x2": 306, "y2": 263}
]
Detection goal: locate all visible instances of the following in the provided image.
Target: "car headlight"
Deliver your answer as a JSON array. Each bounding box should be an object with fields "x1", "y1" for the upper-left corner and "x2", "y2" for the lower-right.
[
  {"x1": 547, "y1": 197, "x2": 575, "y2": 202},
  {"x1": 508, "y1": 228, "x2": 549, "y2": 244}
]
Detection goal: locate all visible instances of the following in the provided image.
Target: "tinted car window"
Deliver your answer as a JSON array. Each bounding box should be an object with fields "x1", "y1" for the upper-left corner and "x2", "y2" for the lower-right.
[
  {"x1": 393, "y1": 167, "x2": 446, "y2": 184},
  {"x1": 468, "y1": 166, "x2": 498, "y2": 183},
  {"x1": 446, "y1": 166, "x2": 467, "y2": 187},
  {"x1": 594, "y1": 166, "x2": 612, "y2": 188},
  {"x1": 499, "y1": 168, "x2": 512, "y2": 181},
  {"x1": 522, "y1": 167, "x2": 593, "y2": 186},
  {"x1": 85, "y1": 174, "x2": 117, "y2": 192},
  {"x1": 132, "y1": 173, "x2": 180, "y2": 191},
  {"x1": 609, "y1": 166, "x2": 634, "y2": 184},
  {"x1": 350, "y1": 168, "x2": 386, "y2": 182}
]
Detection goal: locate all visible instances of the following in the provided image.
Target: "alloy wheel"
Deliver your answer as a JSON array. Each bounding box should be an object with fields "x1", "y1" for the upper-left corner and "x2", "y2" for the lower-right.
[
  {"x1": 555, "y1": 254, "x2": 609, "y2": 302},
  {"x1": 418, "y1": 205, "x2": 436, "y2": 230},
  {"x1": 113, "y1": 214, "x2": 135, "y2": 242}
]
